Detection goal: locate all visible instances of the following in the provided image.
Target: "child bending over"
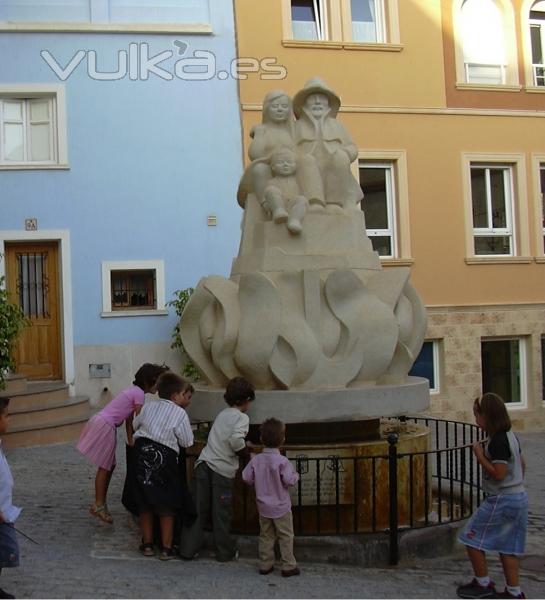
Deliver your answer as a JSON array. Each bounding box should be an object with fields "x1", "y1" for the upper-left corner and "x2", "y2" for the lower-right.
[
  {"x1": 77, "y1": 362, "x2": 169, "y2": 524},
  {"x1": 180, "y1": 377, "x2": 255, "y2": 562},
  {"x1": 130, "y1": 372, "x2": 194, "y2": 560},
  {"x1": 457, "y1": 393, "x2": 528, "y2": 600}
]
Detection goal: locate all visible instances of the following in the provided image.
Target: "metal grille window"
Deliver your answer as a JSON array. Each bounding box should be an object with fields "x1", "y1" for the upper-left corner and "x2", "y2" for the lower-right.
[
  {"x1": 110, "y1": 270, "x2": 156, "y2": 310},
  {"x1": 16, "y1": 252, "x2": 49, "y2": 318},
  {"x1": 0, "y1": 97, "x2": 56, "y2": 164},
  {"x1": 470, "y1": 165, "x2": 514, "y2": 256},
  {"x1": 359, "y1": 162, "x2": 397, "y2": 258}
]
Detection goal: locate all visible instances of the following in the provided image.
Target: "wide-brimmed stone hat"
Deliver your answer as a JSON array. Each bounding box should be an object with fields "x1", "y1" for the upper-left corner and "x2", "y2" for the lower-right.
[{"x1": 293, "y1": 77, "x2": 341, "y2": 118}]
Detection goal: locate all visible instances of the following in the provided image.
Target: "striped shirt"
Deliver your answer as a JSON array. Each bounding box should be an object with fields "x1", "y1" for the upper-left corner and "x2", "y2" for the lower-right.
[{"x1": 133, "y1": 398, "x2": 193, "y2": 454}]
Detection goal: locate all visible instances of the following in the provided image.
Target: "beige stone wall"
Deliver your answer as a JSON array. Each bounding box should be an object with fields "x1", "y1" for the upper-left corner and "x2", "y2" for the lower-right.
[{"x1": 425, "y1": 303, "x2": 545, "y2": 431}]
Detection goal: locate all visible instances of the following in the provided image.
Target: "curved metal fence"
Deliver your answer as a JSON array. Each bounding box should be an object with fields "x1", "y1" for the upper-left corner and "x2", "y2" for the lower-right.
[{"x1": 189, "y1": 416, "x2": 485, "y2": 565}]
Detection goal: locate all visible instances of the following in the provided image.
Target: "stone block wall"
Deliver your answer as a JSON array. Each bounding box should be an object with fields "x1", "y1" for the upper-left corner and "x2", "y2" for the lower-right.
[{"x1": 424, "y1": 304, "x2": 545, "y2": 431}]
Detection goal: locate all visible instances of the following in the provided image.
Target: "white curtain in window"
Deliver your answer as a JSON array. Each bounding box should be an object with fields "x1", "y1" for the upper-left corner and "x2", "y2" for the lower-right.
[
  {"x1": 29, "y1": 99, "x2": 52, "y2": 161},
  {"x1": 351, "y1": 0, "x2": 379, "y2": 43},
  {"x1": 108, "y1": 0, "x2": 210, "y2": 24},
  {"x1": 461, "y1": 0, "x2": 506, "y2": 83},
  {"x1": 0, "y1": 0, "x2": 90, "y2": 22}
]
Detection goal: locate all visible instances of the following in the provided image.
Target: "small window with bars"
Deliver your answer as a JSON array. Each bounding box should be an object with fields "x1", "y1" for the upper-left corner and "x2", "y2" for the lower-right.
[
  {"x1": 110, "y1": 270, "x2": 156, "y2": 311},
  {"x1": 16, "y1": 251, "x2": 49, "y2": 318}
]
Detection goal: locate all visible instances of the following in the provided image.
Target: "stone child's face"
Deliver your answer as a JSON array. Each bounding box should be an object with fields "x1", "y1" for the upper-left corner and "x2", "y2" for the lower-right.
[
  {"x1": 271, "y1": 154, "x2": 297, "y2": 176},
  {"x1": 305, "y1": 93, "x2": 330, "y2": 118},
  {"x1": 267, "y1": 96, "x2": 291, "y2": 122}
]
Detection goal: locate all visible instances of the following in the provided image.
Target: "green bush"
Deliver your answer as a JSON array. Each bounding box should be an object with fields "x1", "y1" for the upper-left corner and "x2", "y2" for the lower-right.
[
  {"x1": 0, "y1": 268, "x2": 28, "y2": 390},
  {"x1": 166, "y1": 287, "x2": 201, "y2": 382}
]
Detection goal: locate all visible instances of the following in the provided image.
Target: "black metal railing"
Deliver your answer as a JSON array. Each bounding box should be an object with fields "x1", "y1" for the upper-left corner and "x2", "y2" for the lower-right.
[{"x1": 189, "y1": 416, "x2": 485, "y2": 565}]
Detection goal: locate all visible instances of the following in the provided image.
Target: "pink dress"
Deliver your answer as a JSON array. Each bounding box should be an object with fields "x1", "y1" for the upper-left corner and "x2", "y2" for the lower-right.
[{"x1": 76, "y1": 385, "x2": 145, "y2": 470}]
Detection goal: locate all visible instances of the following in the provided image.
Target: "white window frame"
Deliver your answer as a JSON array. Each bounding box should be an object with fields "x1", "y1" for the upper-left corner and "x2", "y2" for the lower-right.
[
  {"x1": 357, "y1": 150, "x2": 411, "y2": 263},
  {"x1": 101, "y1": 260, "x2": 167, "y2": 317},
  {"x1": 523, "y1": 0, "x2": 545, "y2": 88},
  {"x1": 453, "y1": 0, "x2": 520, "y2": 89},
  {"x1": 470, "y1": 164, "x2": 515, "y2": 256},
  {"x1": 0, "y1": 0, "x2": 212, "y2": 33},
  {"x1": 0, "y1": 84, "x2": 67, "y2": 170},
  {"x1": 481, "y1": 337, "x2": 528, "y2": 409},
  {"x1": 462, "y1": 153, "x2": 530, "y2": 262},
  {"x1": 282, "y1": 0, "x2": 400, "y2": 46},
  {"x1": 359, "y1": 161, "x2": 397, "y2": 258},
  {"x1": 529, "y1": 20, "x2": 545, "y2": 86},
  {"x1": 410, "y1": 340, "x2": 440, "y2": 394},
  {"x1": 533, "y1": 155, "x2": 545, "y2": 260}
]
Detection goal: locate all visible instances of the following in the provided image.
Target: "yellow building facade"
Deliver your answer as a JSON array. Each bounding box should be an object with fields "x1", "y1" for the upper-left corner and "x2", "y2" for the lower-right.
[{"x1": 234, "y1": 0, "x2": 545, "y2": 429}]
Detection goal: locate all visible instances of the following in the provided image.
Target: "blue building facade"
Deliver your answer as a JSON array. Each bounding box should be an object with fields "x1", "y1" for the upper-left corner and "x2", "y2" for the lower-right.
[{"x1": 0, "y1": 1, "x2": 244, "y2": 403}]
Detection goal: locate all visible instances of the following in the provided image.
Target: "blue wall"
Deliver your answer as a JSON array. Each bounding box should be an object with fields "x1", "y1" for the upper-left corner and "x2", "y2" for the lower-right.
[{"x1": 0, "y1": 4, "x2": 243, "y2": 346}]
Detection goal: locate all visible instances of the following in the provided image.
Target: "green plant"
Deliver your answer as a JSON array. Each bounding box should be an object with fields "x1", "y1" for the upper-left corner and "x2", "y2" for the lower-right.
[
  {"x1": 167, "y1": 287, "x2": 201, "y2": 381},
  {"x1": 0, "y1": 271, "x2": 28, "y2": 390}
]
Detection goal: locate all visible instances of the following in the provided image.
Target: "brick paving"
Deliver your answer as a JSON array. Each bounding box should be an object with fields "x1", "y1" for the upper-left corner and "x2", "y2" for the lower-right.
[{"x1": 1, "y1": 432, "x2": 544, "y2": 599}]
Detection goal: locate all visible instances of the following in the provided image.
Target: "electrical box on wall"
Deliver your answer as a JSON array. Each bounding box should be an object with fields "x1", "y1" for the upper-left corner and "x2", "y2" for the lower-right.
[{"x1": 89, "y1": 363, "x2": 111, "y2": 378}]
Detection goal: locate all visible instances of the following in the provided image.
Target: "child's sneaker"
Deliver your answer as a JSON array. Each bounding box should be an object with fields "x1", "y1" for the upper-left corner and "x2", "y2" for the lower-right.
[
  {"x1": 139, "y1": 542, "x2": 155, "y2": 557},
  {"x1": 457, "y1": 579, "x2": 496, "y2": 599},
  {"x1": 492, "y1": 590, "x2": 525, "y2": 599},
  {"x1": 159, "y1": 547, "x2": 177, "y2": 561}
]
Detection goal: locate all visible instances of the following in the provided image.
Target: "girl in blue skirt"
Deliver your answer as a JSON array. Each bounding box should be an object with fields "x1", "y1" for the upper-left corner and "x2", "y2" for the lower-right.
[{"x1": 457, "y1": 393, "x2": 528, "y2": 600}]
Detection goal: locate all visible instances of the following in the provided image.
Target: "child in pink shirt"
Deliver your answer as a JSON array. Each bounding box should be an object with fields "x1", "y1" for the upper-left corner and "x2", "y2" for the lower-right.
[
  {"x1": 77, "y1": 363, "x2": 168, "y2": 524},
  {"x1": 242, "y1": 418, "x2": 300, "y2": 577}
]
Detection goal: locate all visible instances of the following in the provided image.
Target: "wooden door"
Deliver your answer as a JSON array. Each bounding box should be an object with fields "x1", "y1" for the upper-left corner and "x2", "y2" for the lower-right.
[{"x1": 5, "y1": 242, "x2": 62, "y2": 380}]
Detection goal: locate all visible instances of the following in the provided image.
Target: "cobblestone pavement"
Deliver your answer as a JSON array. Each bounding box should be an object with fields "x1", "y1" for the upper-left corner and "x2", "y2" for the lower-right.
[{"x1": 1, "y1": 432, "x2": 544, "y2": 599}]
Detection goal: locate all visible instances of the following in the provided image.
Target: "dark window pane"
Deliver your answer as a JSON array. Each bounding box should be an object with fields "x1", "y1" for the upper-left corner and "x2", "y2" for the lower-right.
[
  {"x1": 291, "y1": 0, "x2": 317, "y2": 22},
  {"x1": 409, "y1": 341, "x2": 435, "y2": 389},
  {"x1": 489, "y1": 168, "x2": 507, "y2": 228},
  {"x1": 111, "y1": 269, "x2": 156, "y2": 310},
  {"x1": 360, "y1": 167, "x2": 389, "y2": 229},
  {"x1": 369, "y1": 235, "x2": 392, "y2": 256},
  {"x1": 481, "y1": 339, "x2": 521, "y2": 403},
  {"x1": 531, "y1": 24, "x2": 543, "y2": 64},
  {"x1": 471, "y1": 168, "x2": 488, "y2": 228},
  {"x1": 474, "y1": 236, "x2": 511, "y2": 255}
]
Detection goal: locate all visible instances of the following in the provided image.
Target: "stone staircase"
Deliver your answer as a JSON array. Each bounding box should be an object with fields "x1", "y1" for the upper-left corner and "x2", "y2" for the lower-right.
[{"x1": 0, "y1": 374, "x2": 91, "y2": 449}]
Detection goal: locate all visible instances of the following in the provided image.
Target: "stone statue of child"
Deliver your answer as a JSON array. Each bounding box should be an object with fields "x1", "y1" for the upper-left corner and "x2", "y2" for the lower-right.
[
  {"x1": 237, "y1": 90, "x2": 324, "y2": 210},
  {"x1": 263, "y1": 147, "x2": 309, "y2": 235}
]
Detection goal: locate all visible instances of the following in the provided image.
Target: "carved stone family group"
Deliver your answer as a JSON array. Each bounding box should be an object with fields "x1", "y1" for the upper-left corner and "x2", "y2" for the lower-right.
[{"x1": 237, "y1": 77, "x2": 363, "y2": 235}]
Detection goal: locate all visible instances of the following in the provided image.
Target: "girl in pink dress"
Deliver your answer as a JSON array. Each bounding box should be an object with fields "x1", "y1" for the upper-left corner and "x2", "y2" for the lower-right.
[{"x1": 77, "y1": 363, "x2": 169, "y2": 524}]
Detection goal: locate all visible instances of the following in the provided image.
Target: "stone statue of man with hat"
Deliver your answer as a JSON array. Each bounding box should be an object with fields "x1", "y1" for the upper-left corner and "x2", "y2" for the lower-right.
[{"x1": 293, "y1": 77, "x2": 363, "y2": 209}]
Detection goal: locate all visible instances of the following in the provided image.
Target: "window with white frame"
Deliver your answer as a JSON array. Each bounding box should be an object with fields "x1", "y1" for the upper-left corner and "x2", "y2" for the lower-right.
[
  {"x1": 470, "y1": 164, "x2": 514, "y2": 256},
  {"x1": 0, "y1": 0, "x2": 210, "y2": 25},
  {"x1": 288, "y1": 0, "x2": 389, "y2": 43},
  {"x1": 359, "y1": 162, "x2": 397, "y2": 257},
  {"x1": 101, "y1": 260, "x2": 166, "y2": 316},
  {"x1": 481, "y1": 338, "x2": 527, "y2": 406},
  {"x1": 460, "y1": 0, "x2": 507, "y2": 84},
  {"x1": 0, "y1": 97, "x2": 56, "y2": 165},
  {"x1": 409, "y1": 340, "x2": 440, "y2": 393},
  {"x1": 530, "y1": 0, "x2": 545, "y2": 86},
  {"x1": 540, "y1": 162, "x2": 545, "y2": 253}
]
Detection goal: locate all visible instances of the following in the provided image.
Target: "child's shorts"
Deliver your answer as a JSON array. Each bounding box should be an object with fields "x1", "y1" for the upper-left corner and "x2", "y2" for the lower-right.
[
  {"x1": 0, "y1": 522, "x2": 20, "y2": 568},
  {"x1": 458, "y1": 491, "x2": 528, "y2": 556}
]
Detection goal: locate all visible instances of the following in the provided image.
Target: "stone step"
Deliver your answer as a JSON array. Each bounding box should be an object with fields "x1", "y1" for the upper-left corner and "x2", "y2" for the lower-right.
[
  {"x1": 3, "y1": 415, "x2": 88, "y2": 449},
  {"x1": 9, "y1": 396, "x2": 90, "y2": 429},
  {"x1": 2, "y1": 374, "x2": 28, "y2": 393},
  {"x1": 0, "y1": 381, "x2": 69, "y2": 410}
]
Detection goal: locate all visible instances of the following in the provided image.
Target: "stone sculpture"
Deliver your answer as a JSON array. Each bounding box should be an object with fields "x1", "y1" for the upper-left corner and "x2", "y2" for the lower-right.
[{"x1": 180, "y1": 77, "x2": 427, "y2": 392}]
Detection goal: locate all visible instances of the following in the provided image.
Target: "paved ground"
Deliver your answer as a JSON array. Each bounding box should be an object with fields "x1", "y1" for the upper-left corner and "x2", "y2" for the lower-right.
[{"x1": 1, "y1": 432, "x2": 544, "y2": 599}]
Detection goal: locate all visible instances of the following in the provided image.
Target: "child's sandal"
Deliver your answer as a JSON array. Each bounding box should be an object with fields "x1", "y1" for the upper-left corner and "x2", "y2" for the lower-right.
[
  {"x1": 89, "y1": 504, "x2": 113, "y2": 524},
  {"x1": 139, "y1": 542, "x2": 155, "y2": 557}
]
